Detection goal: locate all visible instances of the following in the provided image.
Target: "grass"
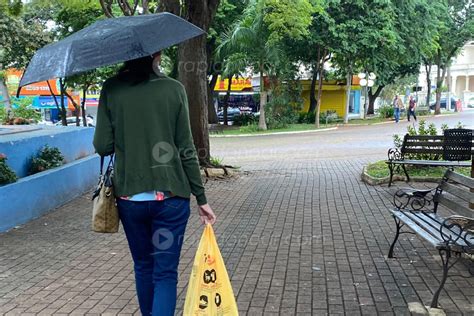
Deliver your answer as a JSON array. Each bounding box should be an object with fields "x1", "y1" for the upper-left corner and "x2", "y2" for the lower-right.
[
  {"x1": 366, "y1": 160, "x2": 471, "y2": 179},
  {"x1": 348, "y1": 117, "x2": 390, "y2": 125},
  {"x1": 218, "y1": 123, "x2": 336, "y2": 136}
]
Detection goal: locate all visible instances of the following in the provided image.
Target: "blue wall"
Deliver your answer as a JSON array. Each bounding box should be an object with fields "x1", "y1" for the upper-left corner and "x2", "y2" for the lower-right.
[
  {"x1": 0, "y1": 155, "x2": 100, "y2": 232},
  {"x1": 0, "y1": 127, "x2": 96, "y2": 178}
]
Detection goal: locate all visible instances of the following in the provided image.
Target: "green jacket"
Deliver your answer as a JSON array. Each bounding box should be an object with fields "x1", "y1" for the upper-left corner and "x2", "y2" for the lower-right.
[{"x1": 93, "y1": 72, "x2": 207, "y2": 205}]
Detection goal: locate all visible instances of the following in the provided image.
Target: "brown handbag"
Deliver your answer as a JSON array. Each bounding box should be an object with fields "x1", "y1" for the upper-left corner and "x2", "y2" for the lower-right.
[{"x1": 92, "y1": 155, "x2": 119, "y2": 233}]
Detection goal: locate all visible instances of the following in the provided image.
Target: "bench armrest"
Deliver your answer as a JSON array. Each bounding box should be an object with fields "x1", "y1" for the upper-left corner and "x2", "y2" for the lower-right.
[
  {"x1": 387, "y1": 148, "x2": 403, "y2": 162},
  {"x1": 440, "y1": 215, "x2": 474, "y2": 249},
  {"x1": 392, "y1": 188, "x2": 434, "y2": 211}
]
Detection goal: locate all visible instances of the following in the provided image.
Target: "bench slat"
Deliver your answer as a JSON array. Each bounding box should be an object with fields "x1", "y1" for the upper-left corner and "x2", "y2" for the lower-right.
[
  {"x1": 440, "y1": 182, "x2": 474, "y2": 204},
  {"x1": 390, "y1": 210, "x2": 441, "y2": 247},
  {"x1": 405, "y1": 136, "x2": 444, "y2": 140},
  {"x1": 390, "y1": 160, "x2": 471, "y2": 166},
  {"x1": 435, "y1": 195, "x2": 474, "y2": 218},
  {"x1": 445, "y1": 169, "x2": 474, "y2": 190},
  {"x1": 390, "y1": 210, "x2": 471, "y2": 248},
  {"x1": 404, "y1": 141, "x2": 444, "y2": 147},
  {"x1": 407, "y1": 211, "x2": 470, "y2": 247},
  {"x1": 402, "y1": 149, "x2": 445, "y2": 155}
]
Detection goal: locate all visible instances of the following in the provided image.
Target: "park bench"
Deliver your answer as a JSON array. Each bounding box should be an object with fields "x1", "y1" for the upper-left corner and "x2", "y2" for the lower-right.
[
  {"x1": 386, "y1": 129, "x2": 473, "y2": 186},
  {"x1": 387, "y1": 169, "x2": 473, "y2": 308}
]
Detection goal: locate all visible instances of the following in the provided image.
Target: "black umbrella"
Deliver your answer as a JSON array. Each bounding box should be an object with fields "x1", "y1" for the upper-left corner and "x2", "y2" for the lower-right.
[{"x1": 18, "y1": 12, "x2": 204, "y2": 88}]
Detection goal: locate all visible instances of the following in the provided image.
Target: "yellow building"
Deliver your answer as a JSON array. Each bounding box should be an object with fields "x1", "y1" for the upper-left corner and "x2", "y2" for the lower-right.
[{"x1": 300, "y1": 78, "x2": 362, "y2": 117}]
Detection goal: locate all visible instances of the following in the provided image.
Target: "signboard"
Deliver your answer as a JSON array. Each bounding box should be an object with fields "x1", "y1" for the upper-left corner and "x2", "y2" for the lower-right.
[
  {"x1": 32, "y1": 96, "x2": 69, "y2": 109},
  {"x1": 214, "y1": 76, "x2": 252, "y2": 92},
  {"x1": 6, "y1": 69, "x2": 60, "y2": 96}
]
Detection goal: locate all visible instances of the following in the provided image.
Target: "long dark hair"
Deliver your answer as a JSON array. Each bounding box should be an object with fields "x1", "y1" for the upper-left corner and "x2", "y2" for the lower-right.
[{"x1": 117, "y1": 56, "x2": 154, "y2": 85}]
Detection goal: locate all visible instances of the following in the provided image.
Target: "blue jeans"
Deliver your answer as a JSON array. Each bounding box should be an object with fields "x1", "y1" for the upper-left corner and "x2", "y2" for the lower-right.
[
  {"x1": 394, "y1": 108, "x2": 400, "y2": 123},
  {"x1": 117, "y1": 197, "x2": 191, "y2": 316}
]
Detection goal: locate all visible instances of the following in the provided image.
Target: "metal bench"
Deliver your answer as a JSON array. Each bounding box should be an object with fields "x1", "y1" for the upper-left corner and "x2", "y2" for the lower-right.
[
  {"x1": 386, "y1": 129, "x2": 473, "y2": 186},
  {"x1": 387, "y1": 169, "x2": 473, "y2": 308}
]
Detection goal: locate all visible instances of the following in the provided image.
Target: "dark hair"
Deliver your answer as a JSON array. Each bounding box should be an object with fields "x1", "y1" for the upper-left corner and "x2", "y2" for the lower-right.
[{"x1": 117, "y1": 56, "x2": 154, "y2": 85}]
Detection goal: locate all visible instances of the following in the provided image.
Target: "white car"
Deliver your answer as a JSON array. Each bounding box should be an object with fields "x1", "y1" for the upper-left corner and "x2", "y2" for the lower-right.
[{"x1": 467, "y1": 97, "x2": 474, "y2": 108}]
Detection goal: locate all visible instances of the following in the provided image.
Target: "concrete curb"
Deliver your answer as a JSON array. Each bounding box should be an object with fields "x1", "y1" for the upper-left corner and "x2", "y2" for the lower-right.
[
  {"x1": 210, "y1": 127, "x2": 338, "y2": 138},
  {"x1": 361, "y1": 166, "x2": 441, "y2": 186},
  {"x1": 348, "y1": 112, "x2": 461, "y2": 127}
]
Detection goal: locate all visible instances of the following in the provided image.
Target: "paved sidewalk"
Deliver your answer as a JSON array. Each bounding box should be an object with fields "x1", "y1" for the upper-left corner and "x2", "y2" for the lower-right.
[{"x1": 0, "y1": 158, "x2": 472, "y2": 315}]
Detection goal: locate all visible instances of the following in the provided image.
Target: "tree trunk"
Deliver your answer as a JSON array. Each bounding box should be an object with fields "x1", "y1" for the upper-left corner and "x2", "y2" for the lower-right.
[
  {"x1": 344, "y1": 67, "x2": 352, "y2": 124},
  {"x1": 207, "y1": 73, "x2": 218, "y2": 124},
  {"x1": 64, "y1": 91, "x2": 80, "y2": 126},
  {"x1": 81, "y1": 88, "x2": 88, "y2": 127},
  {"x1": 176, "y1": 0, "x2": 220, "y2": 166},
  {"x1": 59, "y1": 79, "x2": 67, "y2": 126},
  {"x1": 178, "y1": 35, "x2": 210, "y2": 165},
  {"x1": 0, "y1": 78, "x2": 11, "y2": 111},
  {"x1": 258, "y1": 68, "x2": 267, "y2": 130},
  {"x1": 308, "y1": 65, "x2": 317, "y2": 114},
  {"x1": 47, "y1": 81, "x2": 62, "y2": 122},
  {"x1": 435, "y1": 49, "x2": 447, "y2": 115},
  {"x1": 425, "y1": 63, "x2": 432, "y2": 108},
  {"x1": 368, "y1": 85, "x2": 384, "y2": 115},
  {"x1": 315, "y1": 48, "x2": 325, "y2": 129},
  {"x1": 223, "y1": 76, "x2": 232, "y2": 126}
]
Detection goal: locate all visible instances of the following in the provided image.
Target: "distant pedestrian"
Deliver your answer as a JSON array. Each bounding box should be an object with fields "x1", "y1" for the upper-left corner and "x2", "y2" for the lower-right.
[
  {"x1": 407, "y1": 95, "x2": 417, "y2": 122},
  {"x1": 392, "y1": 95, "x2": 403, "y2": 123}
]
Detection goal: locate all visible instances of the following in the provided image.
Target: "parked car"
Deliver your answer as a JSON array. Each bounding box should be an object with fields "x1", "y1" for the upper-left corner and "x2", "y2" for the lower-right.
[
  {"x1": 55, "y1": 116, "x2": 95, "y2": 127},
  {"x1": 429, "y1": 97, "x2": 457, "y2": 110},
  {"x1": 217, "y1": 107, "x2": 241, "y2": 122},
  {"x1": 467, "y1": 97, "x2": 474, "y2": 108}
]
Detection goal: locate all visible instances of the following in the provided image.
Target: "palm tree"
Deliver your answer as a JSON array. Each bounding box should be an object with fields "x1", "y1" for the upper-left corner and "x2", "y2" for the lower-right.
[
  {"x1": 218, "y1": 2, "x2": 281, "y2": 130},
  {"x1": 219, "y1": 52, "x2": 246, "y2": 125}
]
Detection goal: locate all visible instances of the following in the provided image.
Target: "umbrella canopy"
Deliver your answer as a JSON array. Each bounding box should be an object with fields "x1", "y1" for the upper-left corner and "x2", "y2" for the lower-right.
[{"x1": 19, "y1": 12, "x2": 205, "y2": 88}]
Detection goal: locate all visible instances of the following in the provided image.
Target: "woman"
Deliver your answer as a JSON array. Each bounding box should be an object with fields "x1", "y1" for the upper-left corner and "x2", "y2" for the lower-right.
[
  {"x1": 407, "y1": 95, "x2": 417, "y2": 122},
  {"x1": 93, "y1": 53, "x2": 216, "y2": 316}
]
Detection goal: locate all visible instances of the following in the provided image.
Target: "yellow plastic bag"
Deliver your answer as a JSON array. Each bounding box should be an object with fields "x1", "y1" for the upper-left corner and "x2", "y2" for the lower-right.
[{"x1": 183, "y1": 224, "x2": 239, "y2": 315}]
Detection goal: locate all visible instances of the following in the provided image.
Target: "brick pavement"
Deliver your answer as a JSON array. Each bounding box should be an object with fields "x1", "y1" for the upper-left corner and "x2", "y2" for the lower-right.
[{"x1": 0, "y1": 158, "x2": 473, "y2": 315}]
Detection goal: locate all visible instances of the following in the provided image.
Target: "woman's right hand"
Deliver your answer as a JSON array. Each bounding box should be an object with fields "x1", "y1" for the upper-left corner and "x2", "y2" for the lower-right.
[{"x1": 198, "y1": 204, "x2": 216, "y2": 225}]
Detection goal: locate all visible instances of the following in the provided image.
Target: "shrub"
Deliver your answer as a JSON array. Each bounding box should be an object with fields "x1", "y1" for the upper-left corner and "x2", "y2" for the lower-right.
[
  {"x1": 298, "y1": 110, "x2": 341, "y2": 125},
  {"x1": 319, "y1": 110, "x2": 340, "y2": 124},
  {"x1": 30, "y1": 145, "x2": 65, "y2": 175},
  {"x1": 233, "y1": 113, "x2": 257, "y2": 126},
  {"x1": 210, "y1": 156, "x2": 224, "y2": 166},
  {"x1": 415, "y1": 107, "x2": 430, "y2": 116},
  {"x1": 0, "y1": 154, "x2": 17, "y2": 185},
  {"x1": 0, "y1": 106, "x2": 7, "y2": 124},
  {"x1": 377, "y1": 105, "x2": 394, "y2": 118},
  {"x1": 298, "y1": 111, "x2": 315, "y2": 124},
  {"x1": 394, "y1": 119, "x2": 451, "y2": 161},
  {"x1": 4, "y1": 98, "x2": 41, "y2": 125}
]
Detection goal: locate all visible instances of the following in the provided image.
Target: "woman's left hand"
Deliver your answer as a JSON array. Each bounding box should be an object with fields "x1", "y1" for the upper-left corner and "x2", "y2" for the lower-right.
[{"x1": 198, "y1": 204, "x2": 217, "y2": 225}]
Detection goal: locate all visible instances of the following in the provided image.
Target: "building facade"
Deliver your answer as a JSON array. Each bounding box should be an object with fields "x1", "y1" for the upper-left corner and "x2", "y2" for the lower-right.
[{"x1": 418, "y1": 42, "x2": 474, "y2": 107}]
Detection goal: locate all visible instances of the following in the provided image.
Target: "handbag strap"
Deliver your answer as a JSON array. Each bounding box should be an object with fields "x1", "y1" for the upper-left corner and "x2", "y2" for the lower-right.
[
  {"x1": 99, "y1": 156, "x2": 105, "y2": 175},
  {"x1": 99, "y1": 154, "x2": 115, "y2": 175}
]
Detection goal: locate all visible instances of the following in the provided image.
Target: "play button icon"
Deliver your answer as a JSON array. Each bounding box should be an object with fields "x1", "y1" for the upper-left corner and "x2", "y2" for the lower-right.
[
  {"x1": 152, "y1": 228, "x2": 174, "y2": 251},
  {"x1": 152, "y1": 141, "x2": 174, "y2": 164}
]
